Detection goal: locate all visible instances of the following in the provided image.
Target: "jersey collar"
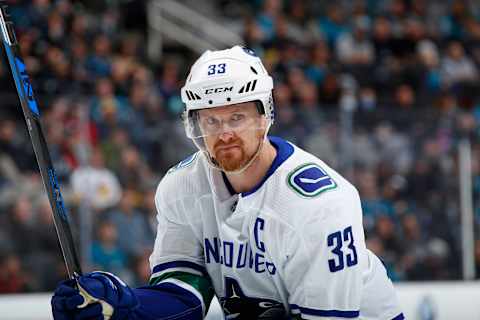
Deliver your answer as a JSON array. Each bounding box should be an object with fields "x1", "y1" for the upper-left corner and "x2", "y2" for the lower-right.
[{"x1": 222, "y1": 136, "x2": 294, "y2": 197}]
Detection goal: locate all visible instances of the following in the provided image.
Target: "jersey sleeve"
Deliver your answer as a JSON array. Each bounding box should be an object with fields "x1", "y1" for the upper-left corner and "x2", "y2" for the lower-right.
[
  {"x1": 129, "y1": 283, "x2": 204, "y2": 320},
  {"x1": 283, "y1": 190, "x2": 366, "y2": 319},
  {"x1": 148, "y1": 176, "x2": 214, "y2": 317}
]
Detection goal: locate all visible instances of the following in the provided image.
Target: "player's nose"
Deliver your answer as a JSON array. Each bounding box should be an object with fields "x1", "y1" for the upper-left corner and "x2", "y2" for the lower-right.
[{"x1": 218, "y1": 130, "x2": 235, "y2": 142}]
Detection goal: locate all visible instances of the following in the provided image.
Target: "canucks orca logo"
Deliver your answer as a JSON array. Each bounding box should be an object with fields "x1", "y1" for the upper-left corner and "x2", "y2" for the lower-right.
[
  {"x1": 167, "y1": 153, "x2": 198, "y2": 174},
  {"x1": 287, "y1": 163, "x2": 337, "y2": 197}
]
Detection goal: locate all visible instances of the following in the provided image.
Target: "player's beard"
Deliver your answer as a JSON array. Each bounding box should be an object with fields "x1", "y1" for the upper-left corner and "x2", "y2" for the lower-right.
[{"x1": 213, "y1": 130, "x2": 262, "y2": 172}]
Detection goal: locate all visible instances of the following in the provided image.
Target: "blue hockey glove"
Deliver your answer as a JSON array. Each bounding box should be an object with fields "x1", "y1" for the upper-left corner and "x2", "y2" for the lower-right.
[{"x1": 52, "y1": 271, "x2": 139, "y2": 320}]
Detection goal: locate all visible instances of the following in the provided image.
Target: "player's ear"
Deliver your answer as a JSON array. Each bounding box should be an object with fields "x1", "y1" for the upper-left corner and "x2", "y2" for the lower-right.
[{"x1": 259, "y1": 116, "x2": 268, "y2": 129}]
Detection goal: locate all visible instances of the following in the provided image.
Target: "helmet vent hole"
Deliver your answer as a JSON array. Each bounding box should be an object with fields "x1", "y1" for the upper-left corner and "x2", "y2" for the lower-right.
[
  {"x1": 208, "y1": 100, "x2": 213, "y2": 104},
  {"x1": 250, "y1": 66, "x2": 258, "y2": 74},
  {"x1": 227, "y1": 97, "x2": 231, "y2": 102}
]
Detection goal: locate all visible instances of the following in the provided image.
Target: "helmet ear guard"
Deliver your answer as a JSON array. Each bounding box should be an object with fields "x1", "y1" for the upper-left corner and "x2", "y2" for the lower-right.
[{"x1": 255, "y1": 100, "x2": 265, "y2": 115}]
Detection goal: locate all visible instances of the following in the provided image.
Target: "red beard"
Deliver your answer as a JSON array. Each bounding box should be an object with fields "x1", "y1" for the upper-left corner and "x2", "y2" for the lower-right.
[{"x1": 213, "y1": 138, "x2": 249, "y2": 172}]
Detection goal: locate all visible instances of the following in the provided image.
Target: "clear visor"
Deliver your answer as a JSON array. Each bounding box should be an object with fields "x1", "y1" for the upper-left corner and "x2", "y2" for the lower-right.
[{"x1": 185, "y1": 105, "x2": 266, "y2": 139}]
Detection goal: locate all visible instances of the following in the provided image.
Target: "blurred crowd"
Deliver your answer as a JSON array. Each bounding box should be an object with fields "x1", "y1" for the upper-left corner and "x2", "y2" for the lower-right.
[{"x1": 0, "y1": 0, "x2": 480, "y2": 293}]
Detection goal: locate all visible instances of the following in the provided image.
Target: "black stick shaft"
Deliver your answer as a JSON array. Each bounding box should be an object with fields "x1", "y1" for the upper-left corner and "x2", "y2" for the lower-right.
[{"x1": 0, "y1": 3, "x2": 82, "y2": 278}]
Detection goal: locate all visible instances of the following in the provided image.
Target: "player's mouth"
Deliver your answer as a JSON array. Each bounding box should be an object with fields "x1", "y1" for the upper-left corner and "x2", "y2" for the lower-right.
[{"x1": 216, "y1": 145, "x2": 241, "y2": 152}]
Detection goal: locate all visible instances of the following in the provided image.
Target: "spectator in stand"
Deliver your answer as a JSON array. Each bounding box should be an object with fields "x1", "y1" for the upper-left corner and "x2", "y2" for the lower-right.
[
  {"x1": 70, "y1": 37, "x2": 90, "y2": 91},
  {"x1": 90, "y1": 77, "x2": 131, "y2": 139},
  {"x1": 0, "y1": 119, "x2": 35, "y2": 173},
  {"x1": 255, "y1": 0, "x2": 282, "y2": 42},
  {"x1": 243, "y1": 17, "x2": 265, "y2": 55},
  {"x1": 441, "y1": 41, "x2": 479, "y2": 88},
  {"x1": 70, "y1": 11, "x2": 90, "y2": 39},
  {"x1": 305, "y1": 40, "x2": 330, "y2": 86},
  {"x1": 357, "y1": 170, "x2": 395, "y2": 233},
  {"x1": 70, "y1": 147, "x2": 122, "y2": 212},
  {"x1": 336, "y1": 16, "x2": 375, "y2": 80},
  {"x1": 375, "y1": 215, "x2": 404, "y2": 265},
  {"x1": 440, "y1": 0, "x2": 470, "y2": 39},
  {"x1": 358, "y1": 86, "x2": 378, "y2": 113},
  {"x1": 405, "y1": 157, "x2": 443, "y2": 211},
  {"x1": 374, "y1": 123, "x2": 413, "y2": 174},
  {"x1": 366, "y1": 235, "x2": 402, "y2": 281},
  {"x1": 125, "y1": 81, "x2": 149, "y2": 145},
  {"x1": 417, "y1": 40, "x2": 442, "y2": 95},
  {"x1": 6, "y1": 196, "x2": 38, "y2": 258},
  {"x1": 372, "y1": 16, "x2": 393, "y2": 63},
  {"x1": 318, "y1": 73, "x2": 342, "y2": 108},
  {"x1": 46, "y1": 9, "x2": 67, "y2": 46},
  {"x1": 30, "y1": 197, "x2": 66, "y2": 290},
  {"x1": 464, "y1": 17, "x2": 480, "y2": 66},
  {"x1": 158, "y1": 60, "x2": 181, "y2": 112},
  {"x1": 296, "y1": 80, "x2": 323, "y2": 140},
  {"x1": 110, "y1": 57, "x2": 132, "y2": 97},
  {"x1": 270, "y1": 82, "x2": 301, "y2": 144},
  {"x1": 91, "y1": 220, "x2": 129, "y2": 279},
  {"x1": 400, "y1": 213, "x2": 434, "y2": 280},
  {"x1": 287, "y1": 0, "x2": 308, "y2": 28},
  {"x1": 41, "y1": 99, "x2": 75, "y2": 180},
  {"x1": 18, "y1": 32, "x2": 41, "y2": 82},
  {"x1": 107, "y1": 189, "x2": 153, "y2": 259},
  {"x1": 317, "y1": 4, "x2": 349, "y2": 47},
  {"x1": 423, "y1": 237, "x2": 452, "y2": 280},
  {"x1": 100, "y1": 127, "x2": 131, "y2": 174},
  {"x1": 86, "y1": 33, "x2": 113, "y2": 78},
  {"x1": 0, "y1": 254, "x2": 30, "y2": 293},
  {"x1": 116, "y1": 145, "x2": 152, "y2": 189}
]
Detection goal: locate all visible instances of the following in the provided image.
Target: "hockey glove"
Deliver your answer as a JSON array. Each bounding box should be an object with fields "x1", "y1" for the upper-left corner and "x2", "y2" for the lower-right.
[{"x1": 52, "y1": 271, "x2": 139, "y2": 320}]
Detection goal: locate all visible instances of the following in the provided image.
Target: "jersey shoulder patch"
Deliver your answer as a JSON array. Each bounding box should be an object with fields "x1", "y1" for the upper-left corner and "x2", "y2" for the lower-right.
[
  {"x1": 287, "y1": 163, "x2": 337, "y2": 198},
  {"x1": 167, "y1": 153, "x2": 198, "y2": 174}
]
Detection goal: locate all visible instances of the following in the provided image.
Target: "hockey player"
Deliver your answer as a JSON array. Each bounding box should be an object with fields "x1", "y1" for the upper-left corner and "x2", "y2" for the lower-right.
[{"x1": 52, "y1": 46, "x2": 404, "y2": 320}]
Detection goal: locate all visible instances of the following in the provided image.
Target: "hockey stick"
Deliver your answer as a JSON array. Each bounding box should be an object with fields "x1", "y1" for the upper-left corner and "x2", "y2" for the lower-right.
[{"x1": 0, "y1": 3, "x2": 82, "y2": 278}]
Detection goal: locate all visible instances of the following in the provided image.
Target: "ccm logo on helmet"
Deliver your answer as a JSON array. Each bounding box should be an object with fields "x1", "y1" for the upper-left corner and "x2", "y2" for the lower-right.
[{"x1": 205, "y1": 86, "x2": 233, "y2": 94}]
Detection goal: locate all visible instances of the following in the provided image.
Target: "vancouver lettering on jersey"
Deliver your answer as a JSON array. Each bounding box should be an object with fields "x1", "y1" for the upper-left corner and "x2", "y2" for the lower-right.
[{"x1": 204, "y1": 217, "x2": 276, "y2": 275}]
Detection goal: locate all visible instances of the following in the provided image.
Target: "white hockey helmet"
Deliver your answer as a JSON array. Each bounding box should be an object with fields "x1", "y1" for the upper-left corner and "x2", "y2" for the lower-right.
[{"x1": 181, "y1": 45, "x2": 274, "y2": 171}]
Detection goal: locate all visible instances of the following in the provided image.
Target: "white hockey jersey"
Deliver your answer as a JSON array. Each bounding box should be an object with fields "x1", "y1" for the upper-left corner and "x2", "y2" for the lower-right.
[{"x1": 150, "y1": 136, "x2": 404, "y2": 320}]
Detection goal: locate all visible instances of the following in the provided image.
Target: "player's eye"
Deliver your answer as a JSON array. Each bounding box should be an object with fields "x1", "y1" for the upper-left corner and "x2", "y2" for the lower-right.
[
  {"x1": 230, "y1": 113, "x2": 245, "y2": 122},
  {"x1": 205, "y1": 117, "x2": 219, "y2": 126}
]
